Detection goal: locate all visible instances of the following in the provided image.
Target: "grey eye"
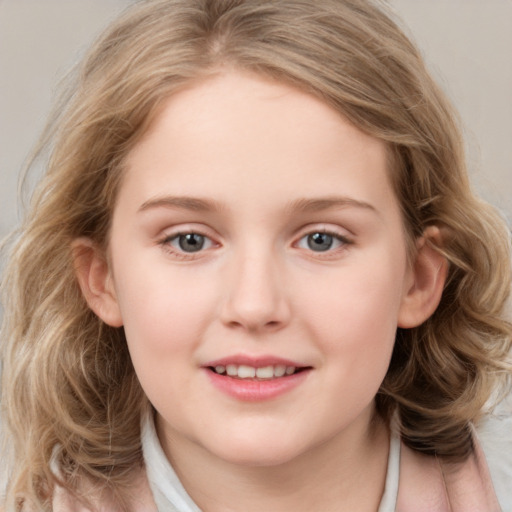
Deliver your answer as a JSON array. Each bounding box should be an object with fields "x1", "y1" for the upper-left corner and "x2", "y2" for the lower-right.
[
  {"x1": 173, "y1": 233, "x2": 207, "y2": 252},
  {"x1": 306, "y1": 232, "x2": 334, "y2": 252},
  {"x1": 296, "y1": 231, "x2": 347, "y2": 253}
]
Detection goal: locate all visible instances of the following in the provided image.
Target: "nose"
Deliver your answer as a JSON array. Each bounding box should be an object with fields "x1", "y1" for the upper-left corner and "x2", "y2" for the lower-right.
[{"x1": 219, "y1": 247, "x2": 291, "y2": 333}]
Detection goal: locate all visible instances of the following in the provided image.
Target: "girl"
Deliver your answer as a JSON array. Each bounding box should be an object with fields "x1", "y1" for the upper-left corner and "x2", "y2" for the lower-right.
[{"x1": 1, "y1": 0, "x2": 511, "y2": 510}]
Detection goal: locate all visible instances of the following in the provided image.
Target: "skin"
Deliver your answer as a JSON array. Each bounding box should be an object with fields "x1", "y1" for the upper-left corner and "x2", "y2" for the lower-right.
[{"x1": 76, "y1": 70, "x2": 447, "y2": 511}]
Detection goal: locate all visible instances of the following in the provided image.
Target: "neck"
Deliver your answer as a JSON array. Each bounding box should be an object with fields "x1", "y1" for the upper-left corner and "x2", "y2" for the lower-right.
[{"x1": 157, "y1": 406, "x2": 390, "y2": 512}]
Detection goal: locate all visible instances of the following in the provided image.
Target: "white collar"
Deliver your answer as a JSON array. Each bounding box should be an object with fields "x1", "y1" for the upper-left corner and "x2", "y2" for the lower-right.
[
  {"x1": 141, "y1": 412, "x2": 400, "y2": 512},
  {"x1": 142, "y1": 412, "x2": 202, "y2": 512}
]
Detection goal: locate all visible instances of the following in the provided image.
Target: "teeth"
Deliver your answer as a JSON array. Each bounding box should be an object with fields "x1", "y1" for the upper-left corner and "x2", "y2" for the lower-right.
[
  {"x1": 212, "y1": 364, "x2": 299, "y2": 379},
  {"x1": 274, "y1": 365, "x2": 286, "y2": 377},
  {"x1": 226, "y1": 364, "x2": 238, "y2": 376},
  {"x1": 255, "y1": 366, "x2": 273, "y2": 379},
  {"x1": 238, "y1": 365, "x2": 256, "y2": 378}
]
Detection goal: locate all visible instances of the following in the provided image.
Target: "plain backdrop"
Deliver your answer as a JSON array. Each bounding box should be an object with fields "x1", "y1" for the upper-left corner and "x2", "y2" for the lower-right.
[{"x1": 1, "y1": 0, "x2": 511, "y2": 241}]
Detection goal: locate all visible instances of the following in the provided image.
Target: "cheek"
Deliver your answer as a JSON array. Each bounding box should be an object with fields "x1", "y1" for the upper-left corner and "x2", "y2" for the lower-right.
[
  {"x1": 300, "y1": 249, "x2": 406, "y2": 358},
  {"x1": 112, "y1": 256, "x2": 218, "y2": 361},
  {"x1": 113, "y1": 265, "x2": 220, "y2": 412}
]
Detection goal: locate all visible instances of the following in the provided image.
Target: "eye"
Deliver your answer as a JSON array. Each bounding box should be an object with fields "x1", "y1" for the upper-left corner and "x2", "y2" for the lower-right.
[
  {"x1": 164, "y1": 232, "x2": 214, "y2": 253},
  {"x1": 296, "y1": 231, "x2": 349, "y2": 252}
]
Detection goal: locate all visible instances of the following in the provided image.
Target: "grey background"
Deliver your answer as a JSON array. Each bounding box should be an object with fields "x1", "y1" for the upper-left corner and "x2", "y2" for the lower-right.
[{"x1": 1, "y1": 0, "x2": 511, "y2": 238}]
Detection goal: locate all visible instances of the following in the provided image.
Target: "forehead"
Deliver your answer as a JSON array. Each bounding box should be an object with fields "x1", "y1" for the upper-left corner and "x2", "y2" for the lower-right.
[{"x1": 120, "y1": 71, "x2": 397, "y2": 218}]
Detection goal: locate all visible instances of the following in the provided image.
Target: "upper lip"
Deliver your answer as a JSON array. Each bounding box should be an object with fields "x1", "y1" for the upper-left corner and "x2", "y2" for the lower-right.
[{"x1": 203, "y1": 354, "x2": 308, "y2": 369}]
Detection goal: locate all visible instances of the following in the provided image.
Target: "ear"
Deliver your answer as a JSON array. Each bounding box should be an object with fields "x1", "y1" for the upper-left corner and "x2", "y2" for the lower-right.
[
  {"x1": 398, "y1": 226, "x2": 448, "y2": 329},
  {"x1": 72, "y1": 238, "x2": 123, "y2": 327}
]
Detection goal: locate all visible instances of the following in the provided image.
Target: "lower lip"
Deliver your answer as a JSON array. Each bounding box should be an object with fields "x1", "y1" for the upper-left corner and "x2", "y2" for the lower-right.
[{"x1": 205, "y1": 369, "x2": 310, "y2": 402}]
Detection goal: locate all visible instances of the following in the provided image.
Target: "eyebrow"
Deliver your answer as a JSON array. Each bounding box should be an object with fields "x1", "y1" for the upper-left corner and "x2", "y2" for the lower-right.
[
  {"x1": 287, "y1": 196, "x2": 378, "y2": 215},
  {"x1": 138, "y1": 196, "x2": 223, "y2": 213}
]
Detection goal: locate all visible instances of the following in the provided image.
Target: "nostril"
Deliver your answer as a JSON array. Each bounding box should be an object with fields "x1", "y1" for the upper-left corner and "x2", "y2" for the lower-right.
[
  {"x1": 225, "y1": 319, "x2": 282, "y2": 331},
  {"x1": 219, "y1": 281, "x2": 292, "y2": 331},
  {"x1": 266, "y1": 320, "x2": 280, "y2": 327}
]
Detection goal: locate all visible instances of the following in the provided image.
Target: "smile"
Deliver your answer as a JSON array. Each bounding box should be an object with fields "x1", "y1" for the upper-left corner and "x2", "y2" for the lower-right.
[
  {"x1": 204, "y1": 356, "x2": 312, "y2": 401},
  {"x1": 211, "y1": 364, "x2": 299, "y2": 380}
]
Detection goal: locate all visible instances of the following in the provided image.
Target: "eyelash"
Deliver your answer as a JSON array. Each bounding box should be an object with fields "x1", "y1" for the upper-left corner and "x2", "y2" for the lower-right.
[
  {"x1": 295, "y1": 229, "x2": 352, "y2": 256},
  {"x1": 158, "y1": 227, "x2": 353, "y2": 260},
  {"x1": 158, "y1": 230, "x2": 215, "y2": 260}
]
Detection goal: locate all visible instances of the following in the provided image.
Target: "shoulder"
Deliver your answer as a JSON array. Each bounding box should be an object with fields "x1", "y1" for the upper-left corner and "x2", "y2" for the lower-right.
[
  {"x1": 52, "y1": 467, "x2": 157, "y2": 512},
  {"x1": 396, "y1": 419, "x2": 505, "y2": 512},
  {"x1": 476, "y1": 393, "x2": 512, "y2": 511}
]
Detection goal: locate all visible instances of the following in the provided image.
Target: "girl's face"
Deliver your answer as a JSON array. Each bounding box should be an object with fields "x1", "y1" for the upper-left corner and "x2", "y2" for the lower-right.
[{"x1": 97, "y1": 71, "x2": 425, "y2": 467}]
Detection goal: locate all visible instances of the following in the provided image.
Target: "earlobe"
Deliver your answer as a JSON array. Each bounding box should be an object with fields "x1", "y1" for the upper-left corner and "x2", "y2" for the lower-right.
[
  {"x1": 72, "y1": 238, "x2": 123, "y2": 327},
  {"x1": 398, "y1": 226, "x2": 448, "y2": 329}
]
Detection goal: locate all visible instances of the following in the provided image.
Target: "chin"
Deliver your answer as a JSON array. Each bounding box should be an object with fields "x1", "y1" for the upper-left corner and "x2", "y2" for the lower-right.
[{"x1": 203, "y1": 430, "x2": 309, "y2": 468}]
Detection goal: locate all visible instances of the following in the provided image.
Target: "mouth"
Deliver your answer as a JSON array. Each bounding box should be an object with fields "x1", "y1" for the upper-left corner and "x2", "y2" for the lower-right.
[
  {"x1": 203, "y1": 355, "x2": 312, "y2": 400},
  {"x1": 208, "y1": 364, "x2": 309, "y2": 380}
]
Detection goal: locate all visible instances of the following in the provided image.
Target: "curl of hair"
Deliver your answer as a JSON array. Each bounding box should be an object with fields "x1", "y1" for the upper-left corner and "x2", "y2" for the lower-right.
[{"x1": 1, "y1": 0, "x2": 511, "y2": 508}]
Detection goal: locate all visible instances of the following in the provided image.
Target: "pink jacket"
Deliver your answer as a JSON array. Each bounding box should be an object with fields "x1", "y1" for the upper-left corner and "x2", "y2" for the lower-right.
[
  {"x1": 51, "y1": 438, "x2": 501, "y2": 512},
  {"x1": 396, "y1": 439, "x2": 501, "y2": 511}
]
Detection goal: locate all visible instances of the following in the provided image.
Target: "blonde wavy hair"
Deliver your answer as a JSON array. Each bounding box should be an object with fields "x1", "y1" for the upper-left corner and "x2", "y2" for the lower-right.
[{"x1": 2, "y1": 0, "x2": 511, "y2": 509}]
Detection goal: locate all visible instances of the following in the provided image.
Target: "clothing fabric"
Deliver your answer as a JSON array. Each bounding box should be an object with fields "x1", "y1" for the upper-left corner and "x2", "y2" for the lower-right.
[
  {"x1": 50, "y1": 403, "x2": 512, "y2": 511},
  {"x1": 478, "y1": 394, "x2": 512, "y2": 510},
  {"x1": 141, "y1": 409, "x2": 510, "y2": 512}
]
